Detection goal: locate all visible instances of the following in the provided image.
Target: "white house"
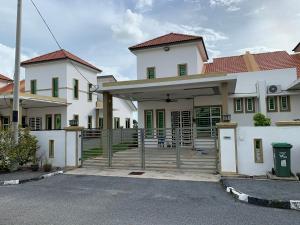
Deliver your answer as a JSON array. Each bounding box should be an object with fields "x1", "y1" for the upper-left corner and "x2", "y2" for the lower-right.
[{"x1": 0, "y1": 49, "x2": 136, "y2": 167}]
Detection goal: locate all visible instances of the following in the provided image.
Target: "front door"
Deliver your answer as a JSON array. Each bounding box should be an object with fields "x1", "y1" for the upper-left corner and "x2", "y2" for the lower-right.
[
  {"x1": 195, "y1": 106, "x2": 222, "y2": 137},
  {"x1": 171, "y1": 111, "x2": 192, "y2": 146}
]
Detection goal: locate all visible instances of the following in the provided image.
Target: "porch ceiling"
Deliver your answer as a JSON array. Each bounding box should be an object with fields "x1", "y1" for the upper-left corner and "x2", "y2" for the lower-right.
[
  {"x1": 0, "y1": 93, "x2": 68, "y2": 109},
  {"x1": 99, "y1": 74, "x2": 237, "y2": 101}
]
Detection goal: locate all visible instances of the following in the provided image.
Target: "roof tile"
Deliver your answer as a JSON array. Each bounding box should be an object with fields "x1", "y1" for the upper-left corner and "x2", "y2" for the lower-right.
[
  {"x1": 0, "y1": 80, "x2": 25, "y2": 94},
  {"x1": 21, "y1": 49, "x2": 102, "y2": 72}
]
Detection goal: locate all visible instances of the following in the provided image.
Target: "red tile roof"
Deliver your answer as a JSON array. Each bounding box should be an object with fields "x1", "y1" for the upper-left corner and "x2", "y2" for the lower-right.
[
  {"x1": 129, "y1": 32, "x2": 207, "y2": 54},
  {"x1": 204, "y1": 55, "x2": 248, "y2": 73},
  {"x1": 21, "y1": 49, "x2": 102, "y2": 72},
  {"x1": 0, "y1": 73, "x2": 13, "y2": 82},
  {"x1": 204, "y1": 51, "x2": 300, "y2": 77},
  {"x1": 0, "y1": 80, "x2": 25, "y2": 94}
]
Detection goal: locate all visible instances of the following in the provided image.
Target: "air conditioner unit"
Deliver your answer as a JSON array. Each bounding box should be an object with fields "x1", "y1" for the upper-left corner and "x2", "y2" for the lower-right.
[{"x1": 267, "y1": 85, "x2": 282, "y2": 94}]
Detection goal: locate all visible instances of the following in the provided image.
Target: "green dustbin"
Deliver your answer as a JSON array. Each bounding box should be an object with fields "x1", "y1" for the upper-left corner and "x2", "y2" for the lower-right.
[{"x1": 272, "y1": 143, "x2": 292, "y2": 177}]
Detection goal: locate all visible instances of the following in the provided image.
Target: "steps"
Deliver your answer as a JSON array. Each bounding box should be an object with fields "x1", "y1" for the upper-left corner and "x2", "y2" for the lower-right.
[{"x1": 82, "y1": 148, "x2": 217, "y2": 173}]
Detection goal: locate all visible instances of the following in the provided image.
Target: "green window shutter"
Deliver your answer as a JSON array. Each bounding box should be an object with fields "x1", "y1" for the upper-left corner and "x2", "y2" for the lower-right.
[
  {"x1": 88, "y1": 83, "x2": 92, "y2": 101},
  {"x1": 157, "y1": 111, "x2": 165, "y2": 128},
  {"x1": 74, "y1": 79, "x2": 79, "y2": 99},
  {"x1": 178, "y1": 64, "x2": 187, "y2": 76},
  {"x1": 31, "y1": 80, "x2": 36, "y2": 94},
  {"x1": 146, "y1": 111, "x2": 153, "y2": 128},
  {"x1": 52, "y1": 78, "x2": 59, "y2": 97},
  {"x1": 147, "y1": 67, "x2": 155, "y2": 79},
  {"x1": 54, "y1": 114, "x2": 61, "y2": 129}
]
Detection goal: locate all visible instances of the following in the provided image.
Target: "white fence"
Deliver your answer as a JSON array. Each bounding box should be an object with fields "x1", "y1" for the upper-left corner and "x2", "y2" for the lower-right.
[
  {"x1": 31, "y1": 128, "x2": 81, "y2": 168},
  {"x1": 218, "y1": 123, "x2": 300, "y2": 176}
]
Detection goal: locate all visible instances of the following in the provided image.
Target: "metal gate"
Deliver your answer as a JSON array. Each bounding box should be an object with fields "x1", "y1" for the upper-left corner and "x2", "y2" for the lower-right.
[{"x1": 81, "y1": 128, "x2": 217, "y2": 173}]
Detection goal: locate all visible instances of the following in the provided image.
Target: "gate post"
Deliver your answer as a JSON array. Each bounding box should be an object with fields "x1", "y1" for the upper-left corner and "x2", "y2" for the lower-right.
[
  {"x1": 176, "y1": 128, "x2": 181, "y2": 168},
  {"x1": 108, "y1": 129, "x2": 113, "y2": 168},
  {"x1": 140, "y1": 129, "x2": 145, "y2": 170}
]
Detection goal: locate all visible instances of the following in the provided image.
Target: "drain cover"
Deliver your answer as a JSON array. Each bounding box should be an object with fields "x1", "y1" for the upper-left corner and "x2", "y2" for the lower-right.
[{"x1": 128, "y1": 171, "x2": 145, "y2": 175}]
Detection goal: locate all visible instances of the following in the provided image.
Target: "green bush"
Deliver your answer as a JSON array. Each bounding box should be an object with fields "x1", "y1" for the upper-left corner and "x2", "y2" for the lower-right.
[
  {"x1": 253, "y1": 113, "x2": 271, "y2": 126},
  {"x1": 0, "y1": 128, "x2": 39, "y2": 171}
]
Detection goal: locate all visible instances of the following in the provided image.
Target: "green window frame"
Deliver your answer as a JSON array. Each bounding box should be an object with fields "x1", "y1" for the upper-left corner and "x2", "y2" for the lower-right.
[
  {"x1": 88, "y1": 83, "x2": 93, "y2": 101},
  {"x1": 30, "y1": 80, "x2": 37, "y2": 94},
  {"x1": 144, "y1": 110, "x2": 153, "y2": 137},
  {"x1": 45, "y1": 114, "x2": 52, "y2": 130},
  {"x1": 147, "y1": 67, "x2": 155, "y2": 79},
  {"x1": 178, "y1": 64, "x2": 187, "y2": 76},
  {"x1": 2, "y1": 116, "x2": 10, "y2": 130},
  {"x1": 99, "y1": 117, "x2": 103, "y2": 129},
  {"x1": 114, "y1": 117, "x2": 120, "y2": 129},
  {"x1": 279, "y1": 96, "x2": 290, "y2": 112},
  {"x1": 156, "y1": 109, "x2": 165, "y2": 137},
  {"x1": 267, "y1": 96, "x2": 277, "y2": 112},
  {"x1": 245, "y1": 98, "x2": 255, "y2": 113},
  {"x1": 88, "y1": 115, "x2": 93, "y2": 129},
  {"x1": 54, "y1": 114, "x2": 61, "y2": 130},
  {"x1": 73, "y1": 79, "x2": 79, "y2": 99},
  {"x1": 125, "y1": 118, "x2": 130, "y2": 128},
  {"x1": 49, "y1": 140, "x2": 54, "y2": 158},
  {"x1": 234, "y1": 98, "x2": 243, "y2": 113},
  {"x1": 52, "y1": 77, "x2": 59, "y2": 97}
]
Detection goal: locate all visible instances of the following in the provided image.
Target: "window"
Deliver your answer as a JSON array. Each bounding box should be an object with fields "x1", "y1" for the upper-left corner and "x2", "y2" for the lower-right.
[
  {"x1": 254, "y1": 139, "x2": 263, "y2": 163},
  {"x1": 99, "y1": 117, "x2": 103, "y2": 129},
  {"x1": 147, "y1": 67, "x2": 155, "y2": 79},
  {"x1": 88, "y1": 83, "x2": 93, "y2": 101},
  {"x1": 73, "y1": 79, "x2": 79, "y2": 99},
  {"x1": 156, "y1": 109, "x2": 165, "y2": 137},
  {"x1": 54, "y1": 114, "x2": 61, "y2": 130},
  {"x1": 178, "y1": 64, "x2": 187, "y2": 76},
  {"x1": 2, "y1": 116, "x2": 10, "y2": 130},
  {"x1": 30, "y1": 80, "x2": 37, "y2": 94},
  {"x1": 144, "y1": 110, "x2": 153, "y2": 137},
  {"x1": 29, "y1": 117, "x2": 42, "y2": 130},
  {"x1": 52, "y1": 77, "x2": 59, "y2": 97},
  {"x1": 114, "y1": 117, "x2": 120, "y2": 129},
  {"x1": 267, "y1": 96, "x2": 277, "y2": 112},
  {"x1": 88, "y1": 115, "x2": 93, "y2": 129},
  {"x1": 22, "y1": 116, "x2": 27, "y2": 128},
  {"x1": 246, "y1": 98, "x2": 255, "y2": 113},
  {"x1": 125, "y1": 118, "x2": 130, "y2": 128},
  {"x1": 49, "y1": 140, "x2": 54, "y2": 158},
  {"x1": 73, "y1": 115, "x2": 79, "y2": 125},
  {"x1": 234, "y1": 98, "x2": 243, "y2": 113},
  {"x1": 46, "y1": 114, "x2": 52, "y2": 130},
  {"x1": 279, "y1": 96, "x2": 290, "y2": 112}
]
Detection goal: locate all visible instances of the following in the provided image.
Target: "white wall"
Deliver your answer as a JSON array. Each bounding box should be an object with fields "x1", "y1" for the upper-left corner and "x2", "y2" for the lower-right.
[
  {"x1": 236, "y1": 126, "x2": 300, "y2": 175},
  {"x1": 135, "y1": 43, "x2": 204, "y2": 80},
  {"x1": 219, "y1": 128, "x2": 237, "y2": 173},
  {"x1": 31, "y1": 130, "x2": 66, "y2": 167}
]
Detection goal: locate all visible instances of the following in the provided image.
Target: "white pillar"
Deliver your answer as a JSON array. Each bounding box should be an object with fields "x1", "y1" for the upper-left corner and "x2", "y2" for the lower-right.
[{"x1": 257, "y1": 81, "x2": 267, "y2": 115}]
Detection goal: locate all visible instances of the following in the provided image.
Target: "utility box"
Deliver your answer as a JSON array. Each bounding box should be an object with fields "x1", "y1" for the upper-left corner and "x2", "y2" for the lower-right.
[{"x1": 272, "y1": 143, "x2": 292, "y2": 177}]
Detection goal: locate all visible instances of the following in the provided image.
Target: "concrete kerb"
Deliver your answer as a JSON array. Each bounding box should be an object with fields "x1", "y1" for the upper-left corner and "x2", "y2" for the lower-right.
[
  {"x1": 0, "y1": 170, "x2": 64, "y2": 186},
  {"x1": 220, "y1": 178, "x2": 300, "y2": 211}
]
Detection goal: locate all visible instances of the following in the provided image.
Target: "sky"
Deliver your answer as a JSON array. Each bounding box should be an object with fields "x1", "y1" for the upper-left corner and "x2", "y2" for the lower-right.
[{"x1": 0, "y1": 0, "x2": 299, "y2": 80}]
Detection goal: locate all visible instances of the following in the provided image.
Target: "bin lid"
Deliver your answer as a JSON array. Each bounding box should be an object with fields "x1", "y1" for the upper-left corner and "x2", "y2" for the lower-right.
[{"x1": 272, "y1": 142, "x2": 293, "y2": 148}]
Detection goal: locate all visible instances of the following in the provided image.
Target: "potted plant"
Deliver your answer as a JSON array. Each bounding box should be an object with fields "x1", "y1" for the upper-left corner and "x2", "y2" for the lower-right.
[
  {"x1": 31, "y1": 154, "x2": 40, "y2": 171},
  {"x1": 43, "y1": 158, "x2": 52, "y2": 172}
]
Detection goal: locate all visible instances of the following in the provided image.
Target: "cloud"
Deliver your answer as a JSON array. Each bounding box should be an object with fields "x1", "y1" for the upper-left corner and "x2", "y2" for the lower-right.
[
  {"x1": 209, "y1": 0, "x2": 244, "y2": 11},
  {"x1": 111, "y1": 9, "x2": 145, "y2": 43},
  {"x1": 100, "y1": 65, "x2": 132, "y2": 81},
  {"x1": 0, "y1": 43, "x2": 34, "y2": 79},
  {"x1": 135, "y1": 0, "x2": 153, "y2": 12},
  {"x1": 236, "y1": 46, "x2": 280, "y2": 54}
]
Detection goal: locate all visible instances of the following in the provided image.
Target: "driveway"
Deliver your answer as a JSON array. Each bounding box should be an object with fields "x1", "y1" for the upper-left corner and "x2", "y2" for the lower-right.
[{"x1": 0, "y1": 174, "x2": 299, "y2": 225}]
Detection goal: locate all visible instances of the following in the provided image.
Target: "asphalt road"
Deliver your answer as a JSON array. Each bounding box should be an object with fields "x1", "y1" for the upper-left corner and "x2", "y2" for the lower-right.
[{"x1": 0, "y1": 174, "x2": 299, "y2": 225}]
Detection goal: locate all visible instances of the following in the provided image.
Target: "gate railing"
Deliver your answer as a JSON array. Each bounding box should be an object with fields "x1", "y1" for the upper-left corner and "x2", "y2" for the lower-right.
[{"x1": 81, "y1": 127, "x2": 218, "y2": 169}]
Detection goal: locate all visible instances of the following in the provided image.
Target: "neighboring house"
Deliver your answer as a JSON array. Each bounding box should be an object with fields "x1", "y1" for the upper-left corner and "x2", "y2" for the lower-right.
[
  {"x1": 100, "y1": 33, "x2": 300, "y2": 140},
  {"x1": 96, "y1": 75, "x2": 136, "y2": 129},
  {"x1": 0, "y1": 73, "x2": 13, "y2": 88}
]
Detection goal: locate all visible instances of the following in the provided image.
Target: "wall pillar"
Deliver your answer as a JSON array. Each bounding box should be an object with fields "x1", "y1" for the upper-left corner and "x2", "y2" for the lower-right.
[
  {"x1": 64, "y1": 126, "x2": 84, "y2": 167},
  {"x1": 220, "y1": 82, "x2": 229, "y2": 116},
  {"x1": 217, "y1": 122, "x2": 238, "y2": 175},
  {"x1": 257, "y1": 81, "x2": 267, "y2": 115},
  {"x1": 103, "y1": 92, "x2": 113, "y2": 158}
]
